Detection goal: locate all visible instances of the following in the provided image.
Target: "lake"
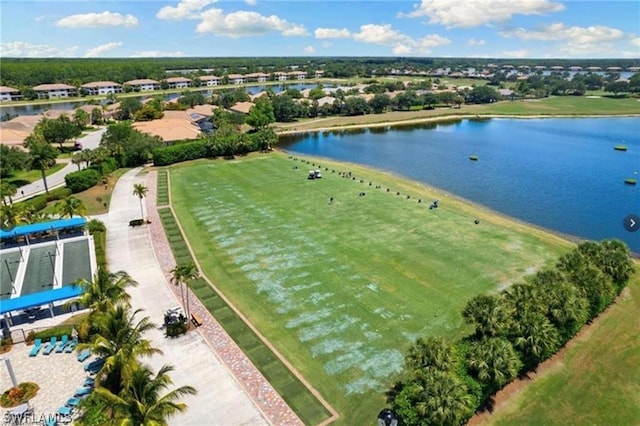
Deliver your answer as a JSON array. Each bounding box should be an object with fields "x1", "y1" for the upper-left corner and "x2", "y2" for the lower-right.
[{"x1": 280, "y1": 117, "x2": 640, "y2": 252}]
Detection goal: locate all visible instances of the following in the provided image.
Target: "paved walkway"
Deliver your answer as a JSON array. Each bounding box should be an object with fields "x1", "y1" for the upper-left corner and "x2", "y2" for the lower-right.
[
  {"x1": 98, "y1": 168, "x2": 270, "y2": 426},
  {"x1": 12, "y1": 128, "x2": 105, "y2": 202}
]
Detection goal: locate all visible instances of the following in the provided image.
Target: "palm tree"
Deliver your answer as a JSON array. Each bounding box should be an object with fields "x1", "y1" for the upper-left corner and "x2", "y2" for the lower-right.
[
  {"x1": 132, "y1": 183, "x2": 149, "y2": 220},
  {"x1": 74, "y1": 266, "x2": 138, "y2": 315},
  {"x1": 71, "y1": 152, "x2": 84, "y2": 170},
  {"x1": 24, "y1": 132, "x2": 59, "y2": 194},
  {"x1": 93, "y1": 364, "x2": 196, "y2": 425},
  {"x1": 170, "y1": 263, "x2": 199, "y2": 321},
  {"x1": 411, "y1": 370, "x2": 475, "y2": 426},
  {"x1": 406, "y1": 336, "x2": 457, "y2": 373},
  {"x1": 0, "y1": 203, "x2": 24, "y2": 230},
  {"x1": 462, "y1": 294, "x2": 510, "y2": 338},
  {"x1": 512, "y1": 311, "x2": 560, "y2": 369},
  {"x1": 466, "y1": 337, "x2": 522, "y2": 391},
  {"x1": 0, "y1": 181, "x2": 17, "y2": 205},
  {"x1": 86, "y1": 304, "x2": 161, "y2": 395},
  {"x1": 55, "y1": 196, "x2": 87, "y2": 218}
]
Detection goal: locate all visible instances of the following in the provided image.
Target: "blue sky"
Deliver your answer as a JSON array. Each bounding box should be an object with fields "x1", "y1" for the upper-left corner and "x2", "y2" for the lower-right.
[{"x1": 1, "y1": 0, "x2": 639, "y2": 58}]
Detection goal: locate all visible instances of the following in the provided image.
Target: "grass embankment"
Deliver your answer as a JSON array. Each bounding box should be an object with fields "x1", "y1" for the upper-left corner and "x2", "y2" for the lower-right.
[
  {"x1": 273, "y1": 96, "x2": 640, "y2": 133},
  {"x1": 485, "y1": 264, "x2": 640, "y2": 426},
  {"x1": 167, "y1": 152, "x2": 571, "y2": 424},
  {"x1": 4, "y1": 163, "x2": 67, "y2": 188},
  {"x1": 156, "y1": 176, "x2": 331, "y2": 425}
]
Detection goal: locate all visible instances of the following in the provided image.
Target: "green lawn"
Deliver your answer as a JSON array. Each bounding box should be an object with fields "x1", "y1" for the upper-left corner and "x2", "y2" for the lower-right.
[
  {"x1": 168, "y1": 153, "x2": 572, "y2": 424},
  {"x1": 478, "y1": 95, "x2": 640, "y2": 116},
  {"x1": 486, "y1": 265, "x2": 640, "y2": 426},
  {"x1": 5, "y1": 163, "x2": 67, "y2": 188}
]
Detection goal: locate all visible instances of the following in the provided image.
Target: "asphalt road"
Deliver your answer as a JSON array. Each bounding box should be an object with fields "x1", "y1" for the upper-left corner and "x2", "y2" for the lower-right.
[{"x1": 11, "y1": 127, "x2": 106, "y2": 202}]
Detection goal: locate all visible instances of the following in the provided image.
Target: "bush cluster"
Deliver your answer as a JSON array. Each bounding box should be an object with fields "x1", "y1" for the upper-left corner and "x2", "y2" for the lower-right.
[
  {"x1": 391, "y1": 240, "x2": 635, "y2": 425},
  {"x1": 152, "y1": 140, "x2": 208, "y2": 166},
  {"x1": 166, "y1": 321, "x2": 188, "y2": 337},
  {"x1": 23, "y1": 187, "x2": 73, "y2": 211},
  {"x1": 65, "y1": 168, "x2": 101, "y2": 193}
]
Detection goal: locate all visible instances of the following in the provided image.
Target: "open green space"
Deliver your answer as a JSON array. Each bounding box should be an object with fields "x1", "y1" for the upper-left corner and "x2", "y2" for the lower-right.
[
  {"x1": 477, "y1": 95, "x2": 640, "y2": 116},
  {"x1": 168, "y1": 152, "x2": 571, "y2": 424},
  {"x1": 485, "y1": 266, "x2": 640, "y2": 426},
  {"x1": 4, "y1": 163, "x2": 67, "y2": 188}
]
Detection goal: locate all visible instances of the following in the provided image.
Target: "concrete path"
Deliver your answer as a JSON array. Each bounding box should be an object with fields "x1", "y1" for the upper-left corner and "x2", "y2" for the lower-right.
[
  {"x1": 12, "y1": 128, "x2": 106, "y2": 202},
  {"x1": 97, "y1": 168, "x2": 268, "y2": 426}
]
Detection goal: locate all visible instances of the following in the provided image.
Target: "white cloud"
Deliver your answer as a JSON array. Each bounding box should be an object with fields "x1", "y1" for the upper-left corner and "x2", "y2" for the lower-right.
[
  {"x1": 56, "y1": 11, "x2": 138, "y2": 28},
  {"x1": 157, "y1": 0, "x2": 217, "y2": 20},
  {"x1": 399, "y1": 0, "x2": 564, "y2": 28},
  {"x1": 352, "y1": 24, "x2": 450, "y2": 54},
  {"x1": 0, "y1": 41, "x2": 78, "y2": 57},
  {"x1": 131, "y1": 50, "x2": 185, "y2": 58},
  {"x1": 196, "y1": 8, "x2": 307, "y2": 37},
  {"x1": 84, "y1": 42, "x2": 122, "y2": 57},
  {"x1": 304, "y1": 45, "x2": 315, "y2": 54},
  {"x1": 245, "y1": 0, "x2": 257, "y2": 5},
  {"x1": 500, "y1": 23, "x2": 624, "y2": 43},
  {"x1": 468, "y1": 38, "x2": 486, "y2": 46},
  {"x1": 629, "y1": 36, "x2": 640, "y2": 48},
  {"x1": 321, "y1": 41, "x2": 332, "y2": 48},
  {"x1": 314, "y1": 28, "x2": 351, "y2": 39},
  {"x1": 501, "y1": 49, "x2": 530, "y2": 58}
]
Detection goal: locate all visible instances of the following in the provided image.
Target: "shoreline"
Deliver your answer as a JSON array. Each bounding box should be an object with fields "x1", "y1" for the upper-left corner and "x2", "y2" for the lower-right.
[{"x1": 274, "y1": 112, "x2": 640, "y2": 135}]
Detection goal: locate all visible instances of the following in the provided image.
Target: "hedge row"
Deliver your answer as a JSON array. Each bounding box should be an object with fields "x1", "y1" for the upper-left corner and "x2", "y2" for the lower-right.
[
  {"x1": 153, "y1": 140, "x2": 208, "y2": 167},
  {"x1": 65, "y1": 169, "x2": 101, "y2": 193},
  {"x1": 23, "y1": 187, "x2": 72, "y2": 211}
]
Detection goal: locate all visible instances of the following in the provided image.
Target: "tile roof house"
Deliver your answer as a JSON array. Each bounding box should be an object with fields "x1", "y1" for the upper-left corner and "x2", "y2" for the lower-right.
[
  {"x1": 165, "y1": 77, "x2": 192, "y2": 89},
  {"x1": 132, "y1": 110, "x2": 203, "y2": 142},
  {"x1": 33, "y1": 83, "x2": 76, "y2": 99},
  {"x1": 81, "y1": 81, "x2": 122, "y2": 96},
  {"x1": 289, "y1": 71, "x2": 307, "y2": 80},
  {"x1": 227, "y1": 74, "x2": 245, "y2": 84},
  {"x1": 314, "y1": 70, "x2": 325, "y2": 78},
  {"x1": 273, "y1": 72, "x2": 288, "y2": 81},
  {"x1": 228, "y1": 101, "x2": 255, "y2": 114},
  {"x1": 0, "y1": 115, "x2": 42, "y2": 146},
  {"x1": 0, "y1": 86, "x2": 21, "y2": 102},
  {"x1": 244, "y1": 73, "x2": 269, "y2": 82},
  {"x1": 198, "y1": 75, "x2": 221, "y2": 86},
  {"x1": 124, "y1": 79, "x2": 160, "y2": 92}
]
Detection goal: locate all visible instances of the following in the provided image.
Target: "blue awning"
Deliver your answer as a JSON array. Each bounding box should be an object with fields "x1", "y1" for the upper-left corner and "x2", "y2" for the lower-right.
[
  {"x1": 0, "y1": 285, "x2": 83, "y2": 315},
  {"x1": 0, "y1": 218, "x2": 86, "y2": 241}
]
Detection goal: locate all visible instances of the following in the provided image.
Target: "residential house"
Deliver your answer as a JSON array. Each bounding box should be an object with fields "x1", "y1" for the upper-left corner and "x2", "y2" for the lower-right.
[
  {"x1": 198, "y1": 75, "x2": 221, "y2": 87},
  {"x1": 81, "y1": 81, "x2": 122, "y2": 96},
  {"x1": 124, "y1": 79, "x2": 160, "y2": 92},
  {"x1": 0, "y1": 115, "x2": 42, "y2": 146},
  {"x1": 289, "y1": 71, "x2": 307, "y2": 80},
  {"x1": 244, "y1": 73, "x2": 269, "y2": 83},
  {"x1": 273, "y1": 72, "x2": 288, "y2": 81},
  {"x1": 33, "y1": 83, "x2": 76, "y2": 99},
  {"x1": 314, "y1": 70, "x2": 325, "y2": 78},
  {"x1": 165, "y1": 77, "x2": 192, "y2": 89},
  {"x1": 228, "y1": 101, "x2": 254, "y2": 114},
  {"x1": 0, "y1": 86, "x2": 21, "y2": 102},
  {"x1": 227, "y1": 74, "x2": 245, "y2": 85},
  {"x1": 132, "y1": 110, "x2": 203, "y2": 142}
]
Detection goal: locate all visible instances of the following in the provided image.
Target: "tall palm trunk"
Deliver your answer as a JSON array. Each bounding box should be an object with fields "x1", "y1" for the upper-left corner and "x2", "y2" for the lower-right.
[
  {"x1": 41, "y1": 168, "x2": 49, "y2": 194},
  {"x1": 138, "y1": 197, "x2": 144, "y2": 219}
]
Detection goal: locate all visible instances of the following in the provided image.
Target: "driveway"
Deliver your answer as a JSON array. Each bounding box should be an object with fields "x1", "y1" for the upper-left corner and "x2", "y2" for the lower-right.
[
  {"x1": 97, "y1": 168, "x2": 268, "y2": 425},
  {"x1": 13, "y1": 127, "x2": 106, "y2": 202}
]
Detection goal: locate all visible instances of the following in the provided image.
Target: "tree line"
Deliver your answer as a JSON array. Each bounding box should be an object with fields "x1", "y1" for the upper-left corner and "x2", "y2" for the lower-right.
[{"x1": 388, "y1": 240, "x2": 635, "y2": 425}]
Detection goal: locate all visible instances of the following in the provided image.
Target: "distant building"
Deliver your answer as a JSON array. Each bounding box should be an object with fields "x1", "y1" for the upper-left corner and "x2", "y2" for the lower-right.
[
  {"x1": 228, "y1": 101, "x2": 254, "y2": 114},
  {"x1": 165, "y1": 77, "x2": 192, "y2": 89},
  {"x1": 289, "y1": 71, "x2": 307, "y2": 80},
  {"x1": 198, "y1": 76, "x2": 221, "y2": 87},
  {"x1": 227, "y1": 74, "x2": 245, "y2": 84},
  {"x1": 244, "y1": 73, "x2": 269, "y2": 83},
  {"x1": 81, "y1": 81, "x2": 122, "y2": 96},
  {"x1": 124, "y1": 79, "x2": 160, "y2": 92},
  {"x1": 0, "y1": 86, "x2": 21, "y2": 102},
  {"x1": 33, "y1": 83, "x2": 76, "y2": 99},
  {"x1": 273, "y1": 72, "x2": 288, "y2": 81}
]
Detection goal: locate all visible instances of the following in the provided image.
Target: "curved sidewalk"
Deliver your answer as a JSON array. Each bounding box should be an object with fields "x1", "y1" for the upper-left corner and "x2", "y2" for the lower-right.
[{"x1": 99, "y1": 168, "x2": 270, "y2": 426}]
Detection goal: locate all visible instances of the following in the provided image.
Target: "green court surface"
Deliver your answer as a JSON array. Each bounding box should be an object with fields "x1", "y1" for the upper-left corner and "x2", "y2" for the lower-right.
[
  {"x1": 62, "y1": 239, "x2": 92, "y2": 285},
  {"x1": 168, "y1": 153, "x2": 572, "y2": 424},
  {"x1": 0, "y1": 250, "x2": 22, "y2": 299},
  {"x1": 22, "y1": 245, "x2": 58, "y2": 295}
]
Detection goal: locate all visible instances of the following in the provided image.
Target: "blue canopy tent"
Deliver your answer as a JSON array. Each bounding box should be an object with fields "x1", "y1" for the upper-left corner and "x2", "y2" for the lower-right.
[
  {"x1": 0, "y1": 218, "x2": 86, "y2": 242},
  {"x1": 0, "y1": 285, "x2": 83, "y2": 327}
]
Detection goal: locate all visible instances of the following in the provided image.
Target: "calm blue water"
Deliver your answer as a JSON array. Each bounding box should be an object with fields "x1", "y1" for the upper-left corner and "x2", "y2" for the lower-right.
[{"x1": 281, "y1": 118, "x2": 640, "y2": 252}]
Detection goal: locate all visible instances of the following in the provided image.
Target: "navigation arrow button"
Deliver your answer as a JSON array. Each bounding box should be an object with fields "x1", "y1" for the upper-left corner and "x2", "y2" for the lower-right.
[{"x1": 623, "y1": 214, "x2": 640, "y2": 232}]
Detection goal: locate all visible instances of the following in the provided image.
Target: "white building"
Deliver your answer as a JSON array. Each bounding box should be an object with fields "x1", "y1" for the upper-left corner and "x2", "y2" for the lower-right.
[{"x1": 81, "y1": 81, "x2": 122, "y2": 96}]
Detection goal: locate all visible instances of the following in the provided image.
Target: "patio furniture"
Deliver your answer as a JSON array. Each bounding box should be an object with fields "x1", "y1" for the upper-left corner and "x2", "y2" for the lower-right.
[
  {"x1": 74, "y1": 387, "x2": 92, "y2": 397},
  {"x1": 55, "y1": 335, "x2": 69, "y2": 353},
  {"x1": 77, "y1": 349, "x2": 91, "y2": 362},
  {"x1": 84, "y1": 358, "x2": 105, "y2": 374},
  {"x1": 64, "y1": 340, "x2": 78, "y2": 353},
  {"x1": 65, "y1": 398, "x2": 81, "y2": 407},
  {"x1": 29, "y1": 338, "x2": 42, "y2": 357},
  {"x1": 57, "y1": 406, "x2": 72, "y2": 416},
  {"x1": 44, "y1": 417, "x2": 57, "y2": 426},
  {"x1": 83, "y1": 377, "x2": 95, "y2": 387},
  {"x1": 43, "y1": 337, "x2": 58, "y2": 355}
]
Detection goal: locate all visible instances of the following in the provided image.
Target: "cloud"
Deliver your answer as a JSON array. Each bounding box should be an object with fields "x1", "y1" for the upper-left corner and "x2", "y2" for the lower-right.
[
  {"x1": 0, "y1": 41, "x2": 78, "y2": 57},
  {"x1": 84, "y1": 42, "x2": 122, "y2": 57},
  {"x1": 499, "y1": 23, "x2": 625, "y2": 43},
  {"x1": 628, "y1": 36, "x2": 640, "y2": 48},
  {"x1": 196, "y1": 8, "x2": 307, "y2": 37},
  {"x1": 352, "y1": 24, "x2": 450, "y2": 54},
  {"x1": 501, "y1": 49, "x2": 530, "y2": 58},
  {"x1": 131, "y1": 50, "x2": 185, "y2": 57},
  {"x1": 56, "y1": 11, "x2": 138, "y2": 28},
  {"x1": 315, "y1": 28, "x2": 351, "y2": 39},
  {"x1": 468, "y1": 38, "x2": 486, "y2": 46},
  {"x1": 321, "y1": 41, "x2": 332, "y2": 48},
  {"x1": 304, "y1": 45, "x2": 315, "y2": 54},
  {"x1": 245, "y1": 0, "x2": 257, "y2": 5},
  {"x1": 157, "y1": 0, "x2": 217, "y2": 20},
  {"x1": 399, "y1": 0, "x2": 564, "y2": 28}
]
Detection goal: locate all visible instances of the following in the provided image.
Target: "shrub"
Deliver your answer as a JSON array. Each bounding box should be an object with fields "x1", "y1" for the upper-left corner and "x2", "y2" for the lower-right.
[
  {"x1": 65, "y1": 169, "x2": 100, "y2": 193},
  {"x1": 0, "y1": 382, "x2": 40, "y2": 408},
  {"x1": 25, "y1": 331, "x2": 36, "y2": 345},
  {"x1": 77, "y1": 320, "x2": 90, "y2": 342},
  {"x1": 34, "y1": 326, "x2": 74, "y2": 341},
  {"x1": 152, "y1": 140, "x2": 208, "y2": 166},
  {"x1": 166, "y1": 321, "x2": 188, "y2": 337}
]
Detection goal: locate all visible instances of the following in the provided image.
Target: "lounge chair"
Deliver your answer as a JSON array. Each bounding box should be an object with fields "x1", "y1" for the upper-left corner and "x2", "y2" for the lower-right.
[
  {"x1": 44, "y1": 417, "x2": 57, "y2": 426},
  {"x1": 77, "y1": 349, "x2": 91, "y2": 362},
  {"x1": 64, "y1": 340, "x2": 78, "y2": 353},
  {"x1": 74, "y1": 387, "x2": 92, "y2": 397},
  {"x1": 84, "y1": 357, "x2": 105, "y2": 374},
  {"x1": 43, "y1": 337, "x2": 57, "y2": 355},
  {"x1": 55, "y1": 335, "x2": 69, "y2": 353},
  {"x1": 29, "y1": 338, "x2": 42, "y2": 357},
  {"x1": 83, "y1": 377, "x2": 95, "y2": 387},
  {"x1": 65, "y1": 398, "x2": 80, "y2": 407}
]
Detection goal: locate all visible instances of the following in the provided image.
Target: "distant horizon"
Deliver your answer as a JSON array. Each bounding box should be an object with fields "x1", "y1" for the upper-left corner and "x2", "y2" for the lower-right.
[{"x1": 1, "y1": 1, "x2": 639, "y2": 59}]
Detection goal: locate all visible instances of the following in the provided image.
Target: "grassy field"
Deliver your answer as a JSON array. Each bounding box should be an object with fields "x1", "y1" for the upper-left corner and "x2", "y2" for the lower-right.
[
  {"x1": 4, "y1": 163, "x2": 67, "y2": 188},
  {"x1": 273, "y1": 96, "x2": 640, "y2": 133},
  {"x1": 168, "y1": 152, "x2": 571, "y2": 424},
  {"x1": 484, "y1": 265, "x2": 640, "y2": 426}
]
